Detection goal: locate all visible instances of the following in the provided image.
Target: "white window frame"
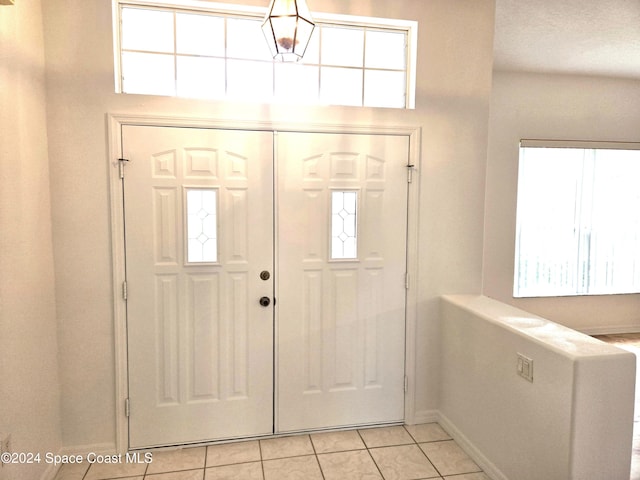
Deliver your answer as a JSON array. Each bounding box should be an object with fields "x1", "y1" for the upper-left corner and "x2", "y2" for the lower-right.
[
  {"x1": 112, "y1": 0, "x2": 418, "y2": 108},
  {"x1": 514, "y1": 139, "x2": 640, "y2": 298}
]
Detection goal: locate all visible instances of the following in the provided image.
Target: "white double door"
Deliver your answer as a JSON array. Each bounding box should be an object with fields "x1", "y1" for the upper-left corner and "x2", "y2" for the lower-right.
[{"x1": 122, "y1": 125, "x2": 409, "y2": 449}]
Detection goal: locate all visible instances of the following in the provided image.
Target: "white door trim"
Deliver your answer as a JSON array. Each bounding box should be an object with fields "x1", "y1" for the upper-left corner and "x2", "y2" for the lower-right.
[{"x1": 107, "y1": 113, "x2": 421, "y2": 453}]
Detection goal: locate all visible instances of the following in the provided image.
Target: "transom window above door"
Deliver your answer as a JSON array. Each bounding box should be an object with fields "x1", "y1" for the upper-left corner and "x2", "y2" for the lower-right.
[{"x1": 113, "y1": 0, "x2": 417, "y2": 108}]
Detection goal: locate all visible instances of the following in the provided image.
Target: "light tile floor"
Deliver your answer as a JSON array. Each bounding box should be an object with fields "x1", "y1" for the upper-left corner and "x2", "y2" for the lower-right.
[{"x1": 53, "y1": 424, "x2": 491, "y2": 480}]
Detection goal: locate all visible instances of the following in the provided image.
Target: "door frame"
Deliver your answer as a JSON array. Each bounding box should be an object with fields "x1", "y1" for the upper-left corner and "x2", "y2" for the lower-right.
[{"x1": 107, "y1": 114, "x2": 421, "y2": 453}]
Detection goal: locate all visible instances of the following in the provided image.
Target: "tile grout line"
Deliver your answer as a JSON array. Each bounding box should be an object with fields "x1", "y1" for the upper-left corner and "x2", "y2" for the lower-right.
[
  {"x1": 308, "y1": 434, "x2": 327, "y2": 480},
  {"x1": 258, "y1": 439, "x2": 266, "y2": 480},
  {"x1": 200, "y1": 447, "x2": 206, "y2": 480},
  {"x1": 402, "y1": 425, "x2": 445, "y2": 480},
  {"x1": 357, "y1": 428, "x2": 387, "y2": 480}
]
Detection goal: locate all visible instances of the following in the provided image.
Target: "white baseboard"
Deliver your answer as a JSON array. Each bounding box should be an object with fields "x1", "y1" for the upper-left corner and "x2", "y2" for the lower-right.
[
  {"x1": 406, "y1": 410, "x2": 509, "y2": 480},
  {"x1": 410, "y1": 409, "x2": 440, "y2": 425},
  {"x1": 59, "y1": 442, "x2": 117, "y2": 457},
  {"x1": 432, "y1": 412, "x2": 509, "y2": 480}
]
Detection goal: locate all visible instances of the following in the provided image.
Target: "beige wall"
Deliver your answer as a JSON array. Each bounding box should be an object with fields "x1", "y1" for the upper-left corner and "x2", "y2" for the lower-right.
[
  {"x1": 42, "y1": 0, "x2": 495, "y2": 450},
  {"x1": 484, "y1": 71, "x2": 640, "y2": 332},
  {"x1": 0, "y1": 0, "x2": 62, "y2": 478},
  {"x1": 440, "y1": 295, "x2": 635, "y2": 480},
  {"x1": 9, "y1": 0, "x2": 640, "y2": 466}
]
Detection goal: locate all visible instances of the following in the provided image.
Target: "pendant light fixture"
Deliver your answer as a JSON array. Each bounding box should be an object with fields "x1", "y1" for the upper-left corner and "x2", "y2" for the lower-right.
[{"x1": 262, "y1": 0, "x2": 315, "y2": 62}]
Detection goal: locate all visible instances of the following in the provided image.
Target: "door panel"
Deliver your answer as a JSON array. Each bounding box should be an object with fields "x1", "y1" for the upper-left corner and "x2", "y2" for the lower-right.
[
  {"x1": 123, "y1": 126, "x2": 274, "y2": 448},
  {"x1": 122, "y1": 126, "x2": 409, "y2": 446},
  {"x1": 276, "y1": 132, "x2": 409, "y2": 432}
]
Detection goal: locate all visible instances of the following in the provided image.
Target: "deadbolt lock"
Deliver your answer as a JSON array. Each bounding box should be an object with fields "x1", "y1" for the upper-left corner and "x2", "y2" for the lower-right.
[{"x1": 260, "y1": 270, "x2": 270, "y2": 281}]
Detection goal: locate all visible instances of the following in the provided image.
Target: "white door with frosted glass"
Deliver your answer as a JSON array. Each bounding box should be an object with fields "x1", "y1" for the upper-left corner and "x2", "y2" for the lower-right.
[
  {"x1": 122, "y1": 126, "x2": 274, "y2": 448},
  {"x1": 121, "y1": 126, "x2": 409, "y2": 447},
  {"x1": 276, "y1": 132, "x2": 409, "y2": 432}
]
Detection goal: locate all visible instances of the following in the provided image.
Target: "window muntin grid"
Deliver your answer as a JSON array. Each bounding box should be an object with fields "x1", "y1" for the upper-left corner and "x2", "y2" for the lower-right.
[{"x1": 116, "y1": 2, "x2": 413, "y2": 108}]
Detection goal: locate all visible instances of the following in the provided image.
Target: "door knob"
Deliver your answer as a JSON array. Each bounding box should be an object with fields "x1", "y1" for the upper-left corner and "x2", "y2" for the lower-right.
[{"x1": 259, "y1": 296, "x2": 271, "y2": 307}]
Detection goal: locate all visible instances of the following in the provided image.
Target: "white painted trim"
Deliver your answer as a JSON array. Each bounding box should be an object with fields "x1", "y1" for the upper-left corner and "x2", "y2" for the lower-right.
[
  {"x1": 116, "y1": 0, "x2": 419, "y2": 31},
  {"x1": 117, "y1": 0, "x2": 265, "y2": 16},
  {"x1": 59, "y1": 442, "x2": 118, "y2": 456},
  {"x1": 108, "y1": 114, "x2": 421, "y2": 452},
  {"x1": 437, "y1": 412, "x2": 509, "y2": 480},
  {"x1": 107, "y1": 114, "x2": 130, "y2": 455},
  {"x1": 410, "y1": 409, "x2": 440, "y2": 426},
  {"x1": 405, "y1": 21, "x2": 419, "y2": 110},
  {"x1": 520, "y1": 139, "x2": 640, "y2": 150},
  {"x1": 410, "y1": 409, "x2": 510, "y2": 479},
  {"x1": 111, "y1": 0, "x2": 123, "y2": 93},
  {"x1": 108, "y1": 113, "x2": 419, "y2": 137},
  {"x1": 272, "y1": 131, "x2": 280, "y2": 434},
  {"x1": 403, "y1": 128, "x2": 421, "y2": 425}
]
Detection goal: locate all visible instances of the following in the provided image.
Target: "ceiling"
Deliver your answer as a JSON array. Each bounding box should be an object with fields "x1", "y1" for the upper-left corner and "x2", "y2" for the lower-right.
[{"x1": 493, "y1": 0, "x2": 640, "y2": 79}]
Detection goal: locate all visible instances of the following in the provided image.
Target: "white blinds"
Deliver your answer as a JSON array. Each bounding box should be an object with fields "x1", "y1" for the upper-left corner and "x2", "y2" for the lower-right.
[{"x1": 514, "y1": 143, "x2": 640, "y2": 297}]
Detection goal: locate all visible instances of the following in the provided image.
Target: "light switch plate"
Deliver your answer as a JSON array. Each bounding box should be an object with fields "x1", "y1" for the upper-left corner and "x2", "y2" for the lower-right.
[{"x1": 517, "y1": 353, "x2": 534, "y2": 382}]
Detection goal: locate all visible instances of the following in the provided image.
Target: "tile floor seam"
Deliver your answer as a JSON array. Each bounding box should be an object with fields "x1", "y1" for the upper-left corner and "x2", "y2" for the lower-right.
[
  {"x1": 142, "y1": 467, "x2": 205, "y2": 479},
  {"x1": 403, "y1": 424, "x2": 419, "y2": 444},
  {"x1": 366, "y1": 448, "x2": 387, "y2": 479},
  {"x1": 307, "y1": 432, "x2": 327, "y2": 480},
  {"x1": 404, "y1": 425, "x2": 444, "y2": 480},
  {"x1": 314, "y1": 456, "x2": 327, "y2": 480},
  {"x1": 355, "y1": 428, "x2": 386, "y2": 479},
  {"x1": 262, "y1": 452, "x2": 317, "y2": 461},
  {"x1": 422, "y1": 447, "x2": 444, "y2": 479},
  {"x1": 145, "y1": 465, "x2": 201, "y2": 475},
  {"x1": 207, "y1": 459, "x2": 264, "y2": 466},
  {"x1": 258, "y1": 438, "x2": 266, "y2": 480},
  {"x1": 316, "y1": 446, "x2": 368, "y2": 455},
  {"x1": 423, "y1": 448, "x2": 444, "y2": 479}
]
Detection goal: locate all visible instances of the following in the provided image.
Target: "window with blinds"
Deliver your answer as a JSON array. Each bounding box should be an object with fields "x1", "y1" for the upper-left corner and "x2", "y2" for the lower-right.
[{"x1": 514, "y1": 140, "x2": 640, "y2": 297}]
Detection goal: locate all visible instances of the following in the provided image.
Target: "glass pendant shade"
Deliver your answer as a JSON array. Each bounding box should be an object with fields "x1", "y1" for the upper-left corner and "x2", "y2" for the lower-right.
[{"x1": 262, "y1": 0, "x2": 315, "y2": 62}]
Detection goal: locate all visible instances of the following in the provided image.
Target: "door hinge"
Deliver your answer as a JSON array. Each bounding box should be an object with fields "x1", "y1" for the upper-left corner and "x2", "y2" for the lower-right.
[
  {"x1": 122, "y1": 281, "x2": 128, "y2": 300},
  {"x1": 124, "y1": 398, "x2": 130, "y2": 417},
  {"x1": 404, "y1": 376, "x2": 408, "y2": 393},
  {"x1": 405, "y1": 272, "x2": 410, "y2": 290},
  {"x1": 118, "y1": 157, "x2": 130, "y2": 179},
  {"x1": 407, "y1": 164, "x2": 415, "y2": 183}
]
